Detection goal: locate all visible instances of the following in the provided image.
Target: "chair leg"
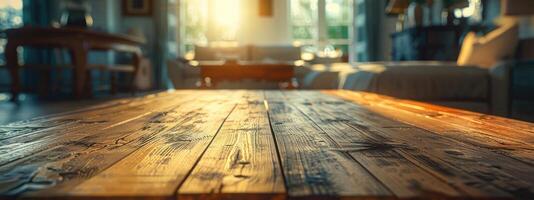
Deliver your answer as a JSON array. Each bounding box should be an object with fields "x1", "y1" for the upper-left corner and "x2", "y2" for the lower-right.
[
  {"x1": 130, "y1": 73, "x2": 137, "y2": 96},
  {"x1": 84, "y1": 70, "x2": 93, "y2": 98},
  {"x1": 39, "y1": 69, "x2": 51, "y2": 98},
  {"x1": 6, "y1": 42, "x2": 20, "y2": 101},
  {"x1": 130, "y1": 52, "x2": 141, "y2": 96},
  {"x1": 69, "y1": 44, "x2": 88, "y2": 99},
  {"x1": 110, "y1": 72, "x2": 117, "y2": 95}
]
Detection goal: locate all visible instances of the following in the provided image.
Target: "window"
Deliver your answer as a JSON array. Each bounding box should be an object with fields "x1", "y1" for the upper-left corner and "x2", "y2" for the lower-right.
[
  {"x1": 180, "y1": 0, "x2": 209, "y2": 56},
  {"x1": 291, "y1": 0, "x2": 353, "y2": 60},
  {"x1": 325, "y1": 0, "x2": 352, "y2": 54},
  {"x1": 179, "y1": 0, "x2": 240, "y2": 57},
  {"x1": 0, "y1": 0, "x2": 23, "y2": 65},
  {"x1": 291, "y1": 0, "x2": 318, "y2": 42}
]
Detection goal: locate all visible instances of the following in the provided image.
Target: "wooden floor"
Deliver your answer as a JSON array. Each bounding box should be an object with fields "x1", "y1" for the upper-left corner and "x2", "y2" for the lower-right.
[{"x1": 0, "y1": 90, "x2": 533, "y2": 199}]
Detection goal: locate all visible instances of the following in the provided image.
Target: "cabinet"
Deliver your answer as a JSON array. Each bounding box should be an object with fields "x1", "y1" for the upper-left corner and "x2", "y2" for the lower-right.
[{"x1": 391, "y1": 26, "x2": 463, "y2": 61}]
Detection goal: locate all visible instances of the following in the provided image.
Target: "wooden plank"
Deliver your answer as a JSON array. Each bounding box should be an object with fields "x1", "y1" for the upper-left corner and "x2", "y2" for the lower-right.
[
  {"x1": 413, "y1": 101, "x2": 534, "y2": 134},
  {"x1": 281, "y1": 91, "x2": 464, "y2": 199},
  {"x1": 0, "y1": 91, "x2": 198, "y2": 195},
  {"x1": 57, "y1": 91, "x2": 243, "y2": 198},
  {"x1": 0, "y1": 92, "x2": 172, "y2": 143},
  {"x1": 1, "y1": 91, "x2": 169, "y2": 128},
  {"x1": 0, "y1": 91, "x2": 176, "y2": 141},
  {"x1": 0, "y1": 91, "x2": 195, "y2": 166},
  {"x1": 297, "y1": 91, "x2": 534, "y2": 199},
  {"x1": 0, "y1": 91, "x2": 232, "y2": 197},
  {"x1": 335, "y1": 90, "x2": 534, "y2": 144},
  {"x1": 332, "y1": 90, "x2": 534, "y2": 144},
  {"x1": 327, "y1": 90, "x2": 534, "y2": 166},
  {"x1": 178, "y1": 91, "x2": 286, "y2": 200},
  {"x1": 264, "y1": 91, "x2": 391, "y2": 198}
]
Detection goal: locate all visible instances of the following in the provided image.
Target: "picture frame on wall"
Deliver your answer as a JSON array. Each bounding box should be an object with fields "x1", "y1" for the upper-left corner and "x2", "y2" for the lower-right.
[
  {"x1": 122, "y1": 0, "x2": 153, "y2": 16},
  {"x1": 259, "y1": 0, "x2": 273, "y2": 17}
]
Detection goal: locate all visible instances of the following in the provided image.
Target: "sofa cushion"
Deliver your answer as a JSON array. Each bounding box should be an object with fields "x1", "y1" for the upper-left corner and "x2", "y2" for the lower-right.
[
  {"x1": 457, "y1": 17, "x2": 519, "y2": 68},
  {"x1": 194, "y1": 46, "x2": 248, "y2": 60},
  {"x1": 343, "y1": 63, "x2": 489, "y2": 101},
  {"x1": 249, "y1": 46, "x2": 301, "y2": 62}
]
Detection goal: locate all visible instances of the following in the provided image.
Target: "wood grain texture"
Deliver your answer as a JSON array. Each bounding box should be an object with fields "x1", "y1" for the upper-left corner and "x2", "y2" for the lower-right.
[
  {"x1": 67, "y1": 91, "x2": 243, "y2": 198},
  {"x1": 0, "y1": 90, "x2": 533, "y2": 200},
  {"x1": 0, "y1": 92, "x2": 187, "y2": 167},
  {"x1": 327, "y1": 90, "x2": 534, "y2": 165},
  {"x1": 282, "y1": 91, "x2": 464, "y2": 199},
  {"x1": 265, "y1": 91, "x2": 391, "y2": 198},
  {"x1": 0, "y1": 91, "x2": 205, "y2": 196},
  {"x1": 320, "y1": 90, "x2": 534, "y2": 199},
  {"x1": 178, "y1": 91, "x2": 285, "y2": 200}
]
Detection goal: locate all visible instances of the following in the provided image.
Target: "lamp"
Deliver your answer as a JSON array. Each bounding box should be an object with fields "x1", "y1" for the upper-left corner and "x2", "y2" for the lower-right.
[
  {"x1": 386, "y1": 0, "x2": 409, "y2": 15},
  {"x1": 386, "y1": 0, "x2": 409, "y2": 31}
]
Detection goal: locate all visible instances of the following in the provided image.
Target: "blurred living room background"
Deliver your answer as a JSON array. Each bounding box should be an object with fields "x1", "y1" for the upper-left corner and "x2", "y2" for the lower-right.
[{"x1": 0, "y1": 0, "x2": 533, "y2": 123}]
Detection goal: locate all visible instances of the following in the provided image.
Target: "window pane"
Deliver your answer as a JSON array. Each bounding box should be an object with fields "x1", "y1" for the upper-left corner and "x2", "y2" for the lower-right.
[
  {"x1": 292, "y1": 25, "x2": 315, "y2": 40},
  {"x1": 291, "y1": 0, "x2": 318, "y2": 25},
  {"x1": 290, "y1": 0, "x2": 354, "y2": 59},
  {"x1": 291, "y1": 0, "x2": 318, "y2": 42},
  {"x1": 183, "y1": 0, "x2": 208, "y2": 43},
  {"x1": 325, "y1": 0, "x2": 352, "y2": 56},
  {"x1": 325, "y1": 0, "x2": 352, "y2": 25},
  {"x1": 0, "y1": 0, "x2": 23, "y2": 64},
  {"x1": 327, "y1": 25, "x2": 348, "y2": 39}
]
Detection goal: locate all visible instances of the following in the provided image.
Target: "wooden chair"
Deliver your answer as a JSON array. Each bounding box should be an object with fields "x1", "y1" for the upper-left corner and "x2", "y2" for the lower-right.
[{"x1": 4, "y1": 27, "x2": 144, "y2": 100}]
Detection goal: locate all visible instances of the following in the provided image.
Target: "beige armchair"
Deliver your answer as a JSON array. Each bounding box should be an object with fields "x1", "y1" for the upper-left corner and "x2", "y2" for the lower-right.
[
  {"x1": 457, "y1": 17, "x2": 519, "y2": 68},
  {"x1": 337, "y1": 17, "x2": 525, "y2": 116}
]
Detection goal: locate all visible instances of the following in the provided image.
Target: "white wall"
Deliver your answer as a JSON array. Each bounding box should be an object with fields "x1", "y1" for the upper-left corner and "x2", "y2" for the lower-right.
[{"x1": 237, "y1": 0, "x2": 291, "y2": 45}]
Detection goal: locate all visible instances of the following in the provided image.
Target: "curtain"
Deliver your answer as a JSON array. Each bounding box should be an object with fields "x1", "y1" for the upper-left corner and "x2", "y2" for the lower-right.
[{"x1": 155, "y1": 0, "x2": 176, "y2": 89}]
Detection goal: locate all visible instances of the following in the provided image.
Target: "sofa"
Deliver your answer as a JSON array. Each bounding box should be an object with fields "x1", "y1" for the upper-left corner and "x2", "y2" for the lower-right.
[
  {"x1": 305, "y1": 16, "x2": 532, "y2": 116},
  {"x1": 193, "y1": 45, "x2": 301, "y2": 62},
  {"x1": 338, "y1": 61, "x2": 507, "y2": 114},
  {"x1": 167, "y1": 45, "x2": 302, "y2": 89}
]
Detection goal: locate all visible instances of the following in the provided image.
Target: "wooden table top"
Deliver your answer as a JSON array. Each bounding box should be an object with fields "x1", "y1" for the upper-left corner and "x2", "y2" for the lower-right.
[
  {"x1": 5, "y1": 27, "x2": 146, "y2": 45},
  {"x1": 0, "y1": 90, "x2": 533, "y2": 200}
]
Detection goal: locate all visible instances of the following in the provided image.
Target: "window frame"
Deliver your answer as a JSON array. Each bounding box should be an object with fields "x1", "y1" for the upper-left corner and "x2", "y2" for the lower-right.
[
  {"x1": 290, "y1": 0, "x2": 354, "y2": 61},
  {"x1": 0, "y1": 0, "x2": 24, "y2": 65}
]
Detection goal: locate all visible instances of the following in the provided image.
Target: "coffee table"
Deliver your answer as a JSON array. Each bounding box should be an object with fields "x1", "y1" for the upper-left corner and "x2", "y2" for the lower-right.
[{"x1": 198, "y1": 61, "x2": 296, "y2": 88}]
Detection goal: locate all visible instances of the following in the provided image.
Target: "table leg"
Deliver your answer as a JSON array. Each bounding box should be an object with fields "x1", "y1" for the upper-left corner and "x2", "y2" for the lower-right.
[
  {"x1": 6, "y1": 42, "x2": 20, "y2": 101},
  {"x1": 39, "y1": 69, "x2": 51, "y2": 98},
  {"x1": 69, "y1": 44, "x2": 88, "y2": 99},
  {"x1": 130, "y1": 51, "x2": 141, "y2": 95},
  {"x1": 110, "y1": 72, "x2": 118, "y2": 95}
]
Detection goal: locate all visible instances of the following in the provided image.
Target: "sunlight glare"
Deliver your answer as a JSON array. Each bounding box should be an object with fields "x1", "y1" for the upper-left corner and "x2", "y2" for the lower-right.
[
  {"x1": 0, "y1": 0, "x2": 22, "y2": 10},
  {"x1": 213, "y1": 0, "x2": 240, "y2": 40}
]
